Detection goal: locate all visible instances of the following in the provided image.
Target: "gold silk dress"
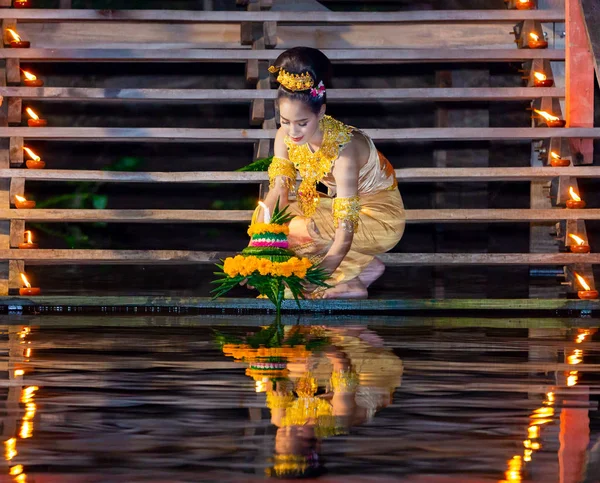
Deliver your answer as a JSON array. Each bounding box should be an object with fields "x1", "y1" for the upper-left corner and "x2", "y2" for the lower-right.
[{"x1": 286, "y1": 116, "x2": 405, "y2": 287}]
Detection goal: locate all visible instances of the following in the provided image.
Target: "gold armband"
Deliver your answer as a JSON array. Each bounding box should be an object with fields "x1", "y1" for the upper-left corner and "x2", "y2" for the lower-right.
[
  {"x1": 332, "y1": 195, "x2": 361, "y2": 231},
  {"x1": 268, "y1": 156, "x2": 296, "y2": 192}
]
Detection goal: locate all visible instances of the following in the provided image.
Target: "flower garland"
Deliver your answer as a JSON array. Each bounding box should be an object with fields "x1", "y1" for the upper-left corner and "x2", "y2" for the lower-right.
[
  {"x1": 247, "y1": 223, "x2": 290, "y2": 237},
  {"x1": 223, "y1": 255, "x2": 311, "y2": 278}
]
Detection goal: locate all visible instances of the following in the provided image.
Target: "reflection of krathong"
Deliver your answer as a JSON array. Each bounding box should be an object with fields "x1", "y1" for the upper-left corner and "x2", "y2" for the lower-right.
[{"x1": 534, "y1": 109, "x2": 565, "y2": 127}]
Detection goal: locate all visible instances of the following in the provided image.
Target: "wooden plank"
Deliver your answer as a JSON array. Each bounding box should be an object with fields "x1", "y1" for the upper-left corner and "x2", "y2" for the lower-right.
[
  {"x1": 0, "y1": 127, "x2": 599, "y2": 142},
  {"x1": 0, "y1": 10, "x2": 566, "y2": 23},
  {"x1": 3, "y1": 249, "x2": 600, "y2": 266},
  {"x1": 0, "y1": 87, "x2": 565, "y2": 101},
  {"x1": 2, "y1": 208, "x2": 600, "y2": 223},
  {"x1": 0, "y1": 167, "x2": 598, "y2": 183},
  {"x1": 0, "y1": 48, "x2": 565, "y2": 62}
]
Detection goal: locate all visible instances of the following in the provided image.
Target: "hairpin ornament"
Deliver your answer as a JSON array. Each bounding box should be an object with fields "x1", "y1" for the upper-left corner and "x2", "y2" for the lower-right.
[{"x1": 310, "y1": 81, "x2": 325, "y2": 99}]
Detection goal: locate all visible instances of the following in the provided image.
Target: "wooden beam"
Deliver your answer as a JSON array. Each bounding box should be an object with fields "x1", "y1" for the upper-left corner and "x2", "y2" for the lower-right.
[
  {"x1": 1, "y1": 249, "x2": 599, "y2": 266},
  {"x1": 0, "y1": 10, "x2": 566, "y2": 23},
  {"x1": 0, "y1": 48, "x2": 565, "y2": 62},
  {"x1": 1, "y1": 208, "x2": 600, "y2": 223},
  {"x1": 1, "y1": 167, "x2": 598, "y2": 184},
  {"x1": 0, "y1": 87, "x2": 565, "y2": 101},
  {"x1": 0, "y1": 127, "x2": 599, "y2": 141}
]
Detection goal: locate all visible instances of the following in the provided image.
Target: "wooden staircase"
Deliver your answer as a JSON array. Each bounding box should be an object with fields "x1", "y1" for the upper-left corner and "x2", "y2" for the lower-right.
[{"x1": 0, "y1": 0, "x2": 598, "y2": 308}]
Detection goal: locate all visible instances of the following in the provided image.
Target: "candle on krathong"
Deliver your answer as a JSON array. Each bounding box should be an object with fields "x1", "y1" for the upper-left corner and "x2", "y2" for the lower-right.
[
  {"x1": 19, "y1": 273, "x2": 40, "y2": 296},
  {"x1": 5, "y1": 28, "x2": 30, "y2": 48},
  {"x1": 533, "y1": 71, "x2": 554, "y2": 87},
  {"x1": 21, "y1": 70, "x2": 43, "y2": 87},
  {"x1": 528, "y1": 32, "x2": 548, "y2": 49},
  {"x1": 13, "y1": 0, "x2": 30, "y2": 7},
  {"x1": 13, "y1": 195, "x2": 35, "y2": 209},
  {"x1": 574, "y1": 272, "x2": 598, "y2": 300},
  {"x1": 549, "y1": 151, "x2": 569, "y2": 167},
  {"x1": 534, "y1": 109, "x2": 566, "y2": 128},
  {"x1": 566, "y1": 186, "x2": 586, "y2": 209},
  {"x1": 258, "y1": 201, "x2": 271, "y2": 224},
  {"x1": 569, "y1": 234, "x2": 590, "y2": 253},
  {"x1": 516, "y1": 0, "x2": 535, "y2": 9},
  {"x1": 25, "y1": 107, "x2": 46, "y2": 127},
  {"x1": 23, "y1": 147, "x2": 45, "y2": 169},
  {"x1": 18, "y1": 230, "x2": 38, "y2": 250}
]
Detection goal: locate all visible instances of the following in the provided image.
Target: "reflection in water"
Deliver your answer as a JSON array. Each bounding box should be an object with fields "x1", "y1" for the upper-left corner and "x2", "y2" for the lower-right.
[
  {"x1": 0, "y1": 320, "x2": 598, "y2": 482},
  {"x1": 219, "y1": 322, "x2": 403, "y2": 478}
]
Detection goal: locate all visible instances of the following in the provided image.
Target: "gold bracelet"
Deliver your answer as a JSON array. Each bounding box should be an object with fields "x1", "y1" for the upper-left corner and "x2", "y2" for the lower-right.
[
  {"x1": 330, "y1": 369, "x2": 359, "y2": 393},
  {"x1": 268, "y1": 156, "x2": 296, "y2": 193},
  {"x1": 332, "y1": 195, "x2": 361, "y2": 231}
]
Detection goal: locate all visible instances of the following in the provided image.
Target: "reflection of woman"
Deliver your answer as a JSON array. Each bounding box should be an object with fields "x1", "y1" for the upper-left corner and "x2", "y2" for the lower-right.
[
  {"x1": 260, "y1": 46, "x2": 405, "y2": 299},
  {"x1": 265, "y1": 327, "x2": 403, "y2": 478}
]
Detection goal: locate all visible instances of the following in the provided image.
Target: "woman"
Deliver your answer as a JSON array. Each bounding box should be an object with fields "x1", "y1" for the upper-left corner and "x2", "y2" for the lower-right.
[{"x1": 260, "y1": 47, "x2": 405, "y2": 299}]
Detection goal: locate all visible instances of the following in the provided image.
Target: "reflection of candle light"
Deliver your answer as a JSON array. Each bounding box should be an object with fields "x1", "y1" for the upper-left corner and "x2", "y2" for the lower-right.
[
  {"x1": 21, "y1": 386, "x2": 38, "y2": 403},
  {"x1": 258, "y1": 201, "x2": 271, "y2": 224},
  {"x1": 576, "y1": 329, "x2": 592, "y2": 343},
  {"x1": 528, "y1": 425, "x2": 539, "y2": 439},
  {"x1": 19, "y1": 421, "x2": 32, "y2": 439},
  {"x1": 546, "y1": 392, "x2": 554, "y2": 404},
  {"x1": 9, "y1": 465, "x2": 23, "y2": 476},
  {"x1": 528, "y1": 32, "x2": 548, "y2": 49},
  {"x1": 534, "y1": 109, "x2": 566, "y2": 127},
  {"x1": 549, "y1": 151, "x2": 569, "y2": 167},
  {"x1": 569, "y1": 234, "x2": 590, "y2": 253},
  {"x1": 5, "y1": 28, "x2": 30, "y2": 48},
  {"x1": 567, "y1": 372, "x2": 579, "y2": 386},
  {"x1": 26, "y1": 107, "x2": 47, "y2": 127},
  {"x1": 14, "y1": 194, "x2": 36, "y2": 209},
  {"x1": 24, "y1": 348, "x2": 31, "y2": 358},
  {"x1": 14, "y1": 369, "x2": 24, "y2": 377},
  {"x1": 533, "y1": 71, "x2": 554, "y2": 87},
  {"x1": 575, "y1": 272, "x2": 598, "y2": 299},
  {"x1": 21, "y1": 69, "x2": 43, "y2": 87},
  {"x1": 4, "y1": 438, "x2": 17, "y2": 461}
]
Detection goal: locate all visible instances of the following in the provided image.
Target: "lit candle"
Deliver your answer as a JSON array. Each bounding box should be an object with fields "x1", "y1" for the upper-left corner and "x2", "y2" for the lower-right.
[
  {"x1": 18, "y1": 230, "x2": 38, "y2": 249},
  {"x1": 574, "y1": 272, "x2": 598, "y2": 300},
  {"x1": 549, "y1": 151, "x2": 569, "y2": 167},
  {"x1": 13, "y1": 194, "x2": 36, "y2": 209},
  {"x1": 534, "y1": 109, "x2": 566, "y2": 128},
  {"x1": 23, "y1": 146, "x2": 45, "y2": 169},
  {"x1": 13, "y1": 0, "x2": 30, "y2": 7},
  {"x1": 5, "y1": 28, "x2": 30, "y2": 48},
  {"x1": 566, "y1": 186, "x2": 586, "y2": 209},
  {"x1": 21, "y1": 70, "x2": 43, "y2": 87},
  {"x1": 569, "y1": 234, "x2": 590, "y2": 253},
  {"x1": 528, "y1": 32, "x2": 548, "y2": 49},
  {"x1": 25, "y1": 107, "x2": 47, "y2": 127},
  {"x1": 19, "y1": 273, "x2": 40, "y2": 296},
  {"x1": 516, "y1": 0, "x2": 535, "y2": 9},
  {"x1": 533, "y1": 71, "x2": 553, "y2": 87},
  {"x1": 258, "y1": 201, "x2": 271, "y2": 224}
]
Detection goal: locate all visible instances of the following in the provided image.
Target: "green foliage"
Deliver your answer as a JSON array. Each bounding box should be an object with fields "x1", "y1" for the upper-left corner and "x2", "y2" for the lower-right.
[{"x1": 236, "y1": 156, "x2": 273, "y2": 172}]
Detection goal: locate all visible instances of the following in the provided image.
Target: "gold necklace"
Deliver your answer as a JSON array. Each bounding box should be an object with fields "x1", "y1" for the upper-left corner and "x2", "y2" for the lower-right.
[{"x1": 285, "y1": 115, "x2": 353, "y2": 216}]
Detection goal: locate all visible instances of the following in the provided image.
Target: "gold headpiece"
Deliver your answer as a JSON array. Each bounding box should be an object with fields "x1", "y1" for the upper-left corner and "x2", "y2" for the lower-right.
[{"x1": 269, "y1": 65, "x2": 314, "y2": 91}]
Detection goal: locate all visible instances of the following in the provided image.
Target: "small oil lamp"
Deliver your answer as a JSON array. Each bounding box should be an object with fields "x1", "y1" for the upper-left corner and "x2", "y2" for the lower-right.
[
  {"x1": 5, "y1": 28, "x2": 30, "y2": 48},
  {"x1": 574, "y1": 272, "x2": 598, "y2": 300},
  {"x1": 533, "y1": 71, "x2": 554, "y2": 87},
  {"x1": 14, "y1": 194, "x2": 35, "y2": 209},
  {"x1": 549, "y1": 151, "x2": 569, "y2": 167},
  {"x1": 19, "y1": 231, "x2": 38, "y2": 249},
  {"x1": 25, "y1": 107, "x2": 46, "y2": 127},
  {"x1": 19, "y1": 273, "x2": 40, "y2": 296},
  {"x1": 516, "y1": 0, "x2": 535, "y2": 9},
  {"x1": 23, "y1": 147, "x2": 45, "y2": 169},
  {"x1": 528, "y1": 32, "x2": 548, "y2": 49},
  {"x1": 569, "y1": 234, "x2": 590, "y2": 253},
  {"x1": 566, "y1": 186, "x2": 586, "y2": 209},
  {"x1": 13, "y1": 0, "x2": 30, "y2": 7},
  {"x1": 21, "y1": 70, "x2": 43, "y2": 87},
  {"x1": 534, "y1": 109, "x2": 566, "y2": 128}
]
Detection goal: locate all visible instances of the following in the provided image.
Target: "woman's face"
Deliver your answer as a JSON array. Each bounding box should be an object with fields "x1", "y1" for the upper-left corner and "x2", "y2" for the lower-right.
[{"x1": 278, "y1": 98, "x2": 324, "y2": 145}]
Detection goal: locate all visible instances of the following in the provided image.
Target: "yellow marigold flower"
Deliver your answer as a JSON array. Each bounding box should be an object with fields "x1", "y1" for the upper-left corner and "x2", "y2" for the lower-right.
[{"x1": 247, "y1": 223, "x2": 290, "y2": 237}]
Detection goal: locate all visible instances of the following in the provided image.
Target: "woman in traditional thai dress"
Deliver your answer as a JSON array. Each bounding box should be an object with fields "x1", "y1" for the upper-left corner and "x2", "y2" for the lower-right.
[{"x1": 259, "y1": 47, "x2": 405, "y2": 299}]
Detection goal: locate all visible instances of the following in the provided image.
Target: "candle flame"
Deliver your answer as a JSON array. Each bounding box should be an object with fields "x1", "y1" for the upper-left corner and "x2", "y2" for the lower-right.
[
  {"x1": 4, "y1": 438, "x2": 17, "y2": 461},
  {"x1": 21, "y1": 70, "x2": 36, "y2": 81},
  {"x1": 546, "y1": 391, "x2": 555, "y2": 404},
  {"x1": 530, "y1": 32, "x2": 540, "y2": 41},
  {"x1": 568, "y1": 352, "x2": 582, "y2": 365},
  {"x1": 9, "y1": 465, "x2": 23, "y2": 476},
  {"x1": 528, "y1": 425, "x2": 539, "y2": 439},
  {"x1": 20, "y1": 273, "x2": 31, "y2": 289},
  {"x1": 569, "y1": 186, "x2": 582, "y2": 201},
  {"x1": 19, "y1": 420, "x2": 32, "y2": 439},
  {"x1": 569, "y1": 234, "x2": 586, "y2": 246},
  {"x1": 14, "y1": 369, "x2": 24, "y2": 377},
  {"x1": 575, "y1": 272, "x2": 591, "y2": 291},
  {"x1": 14, "y1": 194, "x2": 26, "y2": 203},
  {"x1": 576, "y1": 329, "x2": 592, "y2": 343},
  {"x1": 23, "y1": 147, "x2": 40, "y2": 161},
  {"x1": 25, "y1": 108, "x2": 39, "y2": 121},
  {"x1": 24, "y1": 230, "x2": 33, "y2": 244},
  {"x1": 550, "y1": 151, "x2": 561, "y2": 160},
  {"x1": 6, "y1": 29, "x2": 22, "y2": 42},
  {"x1": 567, "y1": 373, "x2": 579, "y2": 386},
  {"x1": 534, "y1": 109, "x2": 560, "y2": 122},
  {"x1": 533, "y1": 71, "x2": 547, "y2": 81}
]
